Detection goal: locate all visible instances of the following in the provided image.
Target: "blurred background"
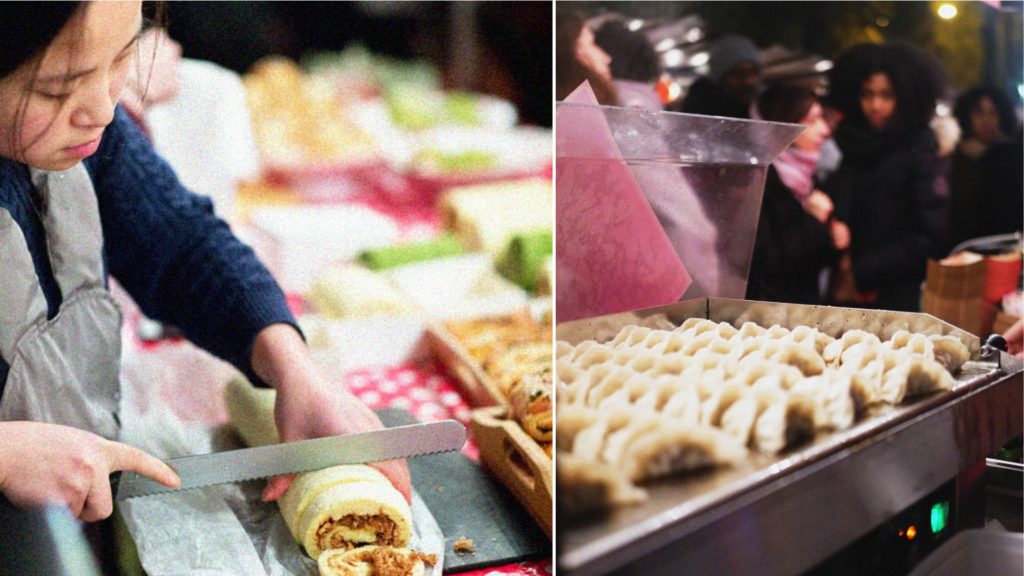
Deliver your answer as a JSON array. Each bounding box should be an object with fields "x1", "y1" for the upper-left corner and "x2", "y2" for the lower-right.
[
  {"x1": 166, "y1": 1, "x2": 552, "y2": 126},
  {"x1": 567, "y1": 0, "x2": 1022, "y2": 109}
]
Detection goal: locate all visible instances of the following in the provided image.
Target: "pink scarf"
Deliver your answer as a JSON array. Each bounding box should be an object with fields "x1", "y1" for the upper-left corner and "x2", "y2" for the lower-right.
[{"x1": 772, "y1": 147, "x2": 819, "y2": 202}]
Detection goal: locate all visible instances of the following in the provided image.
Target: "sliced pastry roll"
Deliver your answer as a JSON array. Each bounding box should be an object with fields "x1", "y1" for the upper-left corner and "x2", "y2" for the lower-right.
[
  {"x1": 296, "y1": 479, "x2": 412, "y2": 558},
  {"x1": 279, "y1": 465, "x2": 392, "y2": 541},
  {"x1": 509, "y1": 373, "x2": 552, "y2": 442},
  {"x1": 317, "y1": 545, "x2": 437, "y2": 576}
]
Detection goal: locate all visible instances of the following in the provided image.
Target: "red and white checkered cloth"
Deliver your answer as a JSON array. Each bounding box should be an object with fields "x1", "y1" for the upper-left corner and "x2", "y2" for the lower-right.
[{"x1": 342, "y1": 363, "x2": 478, "y2": 460}]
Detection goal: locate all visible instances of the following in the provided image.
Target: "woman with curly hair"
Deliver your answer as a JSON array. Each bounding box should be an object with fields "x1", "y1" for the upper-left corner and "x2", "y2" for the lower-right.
[{"x1": 822, "y1": 42, "x2": 952, "y2": 311}]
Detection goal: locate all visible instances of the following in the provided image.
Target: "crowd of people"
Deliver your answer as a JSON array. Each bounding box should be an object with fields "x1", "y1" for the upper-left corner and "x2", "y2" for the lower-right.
[{"x1": 556, "y1": 9, "x2": 1023, "y2": 315}]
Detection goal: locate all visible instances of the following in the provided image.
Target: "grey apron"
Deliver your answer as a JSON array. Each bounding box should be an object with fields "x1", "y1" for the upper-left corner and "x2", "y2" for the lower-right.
[{"x1": 0, "y1": 163, "x2": 122, "y2": 440}]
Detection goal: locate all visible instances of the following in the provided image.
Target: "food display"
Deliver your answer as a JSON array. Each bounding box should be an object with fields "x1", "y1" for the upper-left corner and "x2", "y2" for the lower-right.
[
  {"x1": 440, "y1": 179, "x2": 552, "y2": 257},
  {"x1": 357, "y1": 234, "x2": 464, "y2": 270},
  {"x1": 555, "y1": 316, "x2": 971, "y2": 508},
  {"x1": 496, "y1": 229, "x2": 554, "y2": 292},
  {"x1": 244, "y1": 57, "x2": 377, "y2": 169},
  {"x1": 310, "y1": 265, "x2": 418, "y2": 319},
  {"x1": 430, "y1": 309, "x2": 554, "y2": 537},
  {"x1": 385, "y1": 90, "x2": 514, "y2": 132},
  {"x1": 509, "y1": 373, "x2": 553, "y2": 443},
  {"x1": 442, "y1": 310, "x2": 552, "y2": 407},
  {"x1": 225, "y1": 378, "x2": 425, "y2": 569}
]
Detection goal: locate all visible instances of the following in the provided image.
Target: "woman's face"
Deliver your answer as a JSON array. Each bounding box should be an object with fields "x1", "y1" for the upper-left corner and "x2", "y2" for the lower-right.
[
  {"x1": 793, "y1": 102, "x2": 831, "y2": 153},
  {"x1": 0, "y1": 1, "x2": 142, "y2": 170},
  {"x1": 859, "y1": 72, "x2": 897, "y2": 130},
  {"x1": 576, "y1": 26, "x2": 612, "y2": 83},
  {"x1": 970, "y1": 96, "x2": 1003, "y2": 144}
]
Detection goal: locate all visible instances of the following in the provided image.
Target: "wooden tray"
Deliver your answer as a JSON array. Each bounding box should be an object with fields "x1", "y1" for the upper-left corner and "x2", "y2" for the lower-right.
[
  {"x1": 425, "y1": 321, "x2": 507, "y2": 408},
  {"x1": 470, "y1": 406, "x2": 552, "y2": 539}
]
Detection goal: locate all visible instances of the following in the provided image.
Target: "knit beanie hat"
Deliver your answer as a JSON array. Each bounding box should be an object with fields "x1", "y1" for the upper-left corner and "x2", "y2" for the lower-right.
[{"x1": 708, "y1": 35, "x2": 761, "y2": 83}]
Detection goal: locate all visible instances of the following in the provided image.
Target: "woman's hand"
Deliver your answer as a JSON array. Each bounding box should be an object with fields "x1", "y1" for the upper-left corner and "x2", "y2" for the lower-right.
[
  {"x1": 830, "y1": 219, "x2": 851, "y2": 251},
  {"x1": 251, "y1": 325, "x2": 412, "y2": 503},
  {"x1": 803, "y1": 190, "x2": 834, "y2": 223},
  {"x1": 0, "y1": 421, "x2": 180, "y2": 521}
]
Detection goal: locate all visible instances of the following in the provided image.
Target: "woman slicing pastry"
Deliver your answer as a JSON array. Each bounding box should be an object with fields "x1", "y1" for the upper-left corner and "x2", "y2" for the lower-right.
[{"x1": 0, "y1": 0, "x2": 410, "y2": 524}]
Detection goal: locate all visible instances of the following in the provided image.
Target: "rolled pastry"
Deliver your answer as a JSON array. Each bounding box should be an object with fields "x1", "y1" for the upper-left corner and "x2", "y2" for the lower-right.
[
  {"x1": 440, "y1": 179, "x2": 552, "y2": 256},
  {"x1": 226, "y1": 378, "x2": 412, "y2": 559},
  {"x1": 225, "y1": 376, "x2": 280, "y2": 446},
  {"x1": 310, "y1": 265, "x2": 416, "y2": 319},
  {"x1": 297, "y1": 480, "x2": 413, "y2": 558},
  {"x1": 509, "y1": 373, "x2": 552, "y2": 442},
  {"x1": 318, "y1": 545, "x2": 437, "y2": 576},
  {"x1": 279, "y1": 465, "x2": 392, "y2": 540}
]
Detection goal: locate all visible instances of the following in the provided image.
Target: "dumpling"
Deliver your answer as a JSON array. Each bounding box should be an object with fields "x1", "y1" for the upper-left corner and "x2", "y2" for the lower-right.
[
  {"x1": 623, "y1": 423, "x2": 746, "y2": 482},
  {"x1": 928, "y1": 335, "x2": 971, "y2": 373},
  {"x1": 752, "y1": 390, "x2": 817, "y2": 454}
]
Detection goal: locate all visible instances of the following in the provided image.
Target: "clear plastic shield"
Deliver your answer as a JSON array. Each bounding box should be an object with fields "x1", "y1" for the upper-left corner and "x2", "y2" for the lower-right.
[{"x1": 556, "y1": 98, "x2": 803, "y2": 321}]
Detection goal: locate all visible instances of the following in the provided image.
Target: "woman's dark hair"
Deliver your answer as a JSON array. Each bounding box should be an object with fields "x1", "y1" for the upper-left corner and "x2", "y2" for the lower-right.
[
  {"x1": 0, "y1": 2, "x2": 83, "y2": 79},
  {"x1": 0, "y1": 2, "x2": 166, "y2": 157},
  {"x1": 757, "y1": 83, "x2": 817, "y2": 124},
  {"x1": 827, "y1": 41, "x2": 949, "y2": 132},
  {"x1": 555, "y1": 7, "x2": 616, "y2": 105},
  {"x1": 594, "y1": 19, "x2": 660, "y2": 84},
  {"x1": 953, "y1": 86, "x2": 1020, "y2": 139}
]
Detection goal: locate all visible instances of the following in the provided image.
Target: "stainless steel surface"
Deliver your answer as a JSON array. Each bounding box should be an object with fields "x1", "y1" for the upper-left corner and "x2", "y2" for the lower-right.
[
  {"x1": 116, "y1": 420, "x2": 466, "y2": 500},
  {"x1": 556, "y1": 299, "x2": 1022, "y2": 576},
  {"x1": 986, "y1": 458, "x2": 1024, "y2": 498}
]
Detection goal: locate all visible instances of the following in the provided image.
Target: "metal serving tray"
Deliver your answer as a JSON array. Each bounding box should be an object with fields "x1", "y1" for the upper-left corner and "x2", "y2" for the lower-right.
[{"x1": 556, "y1": 298, "x2": 1023, "y2": 576}]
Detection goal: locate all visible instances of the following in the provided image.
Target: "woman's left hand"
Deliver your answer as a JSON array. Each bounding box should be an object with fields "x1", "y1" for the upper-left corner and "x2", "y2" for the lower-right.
[
  {"x1": 803, "y1": 190, "x2": 834, "y2": 223},
  {"x1": 251, "y1": 325, "x2": 412, "y2": 503}
]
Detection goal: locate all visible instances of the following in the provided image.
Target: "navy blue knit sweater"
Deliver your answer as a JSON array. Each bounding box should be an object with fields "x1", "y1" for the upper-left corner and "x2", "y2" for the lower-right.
[{"x1": 0, "y1": 106, "x2": 296, "y2": 393}]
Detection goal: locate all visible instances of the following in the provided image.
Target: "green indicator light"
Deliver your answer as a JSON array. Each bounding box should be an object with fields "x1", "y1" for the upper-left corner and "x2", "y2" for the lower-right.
[{"x1": 930, "y1": 501, "x2": 949, "y2": 534}]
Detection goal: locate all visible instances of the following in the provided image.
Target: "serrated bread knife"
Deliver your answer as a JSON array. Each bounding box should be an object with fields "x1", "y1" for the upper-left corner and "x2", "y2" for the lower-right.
[{"x1": 112, "y1": 420, "x2": 465, "y2": 500}]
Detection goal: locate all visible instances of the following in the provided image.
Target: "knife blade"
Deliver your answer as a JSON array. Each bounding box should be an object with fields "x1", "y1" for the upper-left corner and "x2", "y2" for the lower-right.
[{"x1": 113, "y1": 419, "x2": 465, "y2": 500}]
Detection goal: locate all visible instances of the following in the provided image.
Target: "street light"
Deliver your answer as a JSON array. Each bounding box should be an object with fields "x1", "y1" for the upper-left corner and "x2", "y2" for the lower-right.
[{"x1": 938, "y1": 3, "x2": 958, "y2": 19}]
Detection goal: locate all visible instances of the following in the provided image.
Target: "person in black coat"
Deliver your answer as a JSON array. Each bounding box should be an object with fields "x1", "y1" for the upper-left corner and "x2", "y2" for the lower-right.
[
  {"x1": 747, "y1": 84, "x2": 848, "y2": 304},
  {"x1": 821, "y1": 42, "x2": 952, "y2": 312},
  {"x1": 950, "y1": 87, "x2": 1022, "y2": 244},
  {"x1": 672, "y1": 35, "x2": 761, "y2": 119}
]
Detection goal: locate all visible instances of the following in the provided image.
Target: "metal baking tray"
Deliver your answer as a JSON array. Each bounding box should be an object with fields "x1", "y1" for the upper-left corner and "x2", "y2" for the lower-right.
[{"x1": 555, "y1": 298, "x2": 1024, "y2": 576}]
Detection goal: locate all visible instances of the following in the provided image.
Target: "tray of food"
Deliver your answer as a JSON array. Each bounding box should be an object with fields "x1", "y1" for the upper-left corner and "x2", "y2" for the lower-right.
[
  {"x1": 470, "y1": 386, "x2": 552, "y2": 538},
  {"x1": 555, "y1": 298, "x2": 1023, "y2": 576},
  {"x1": 427, "y1": 309, "x2": 551, "y2": 408}
]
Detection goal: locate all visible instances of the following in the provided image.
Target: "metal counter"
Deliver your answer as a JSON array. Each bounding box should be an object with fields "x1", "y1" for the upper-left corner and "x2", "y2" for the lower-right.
[{"x1": 555, "y1": 299, "x2": 1023, "y2": 576}]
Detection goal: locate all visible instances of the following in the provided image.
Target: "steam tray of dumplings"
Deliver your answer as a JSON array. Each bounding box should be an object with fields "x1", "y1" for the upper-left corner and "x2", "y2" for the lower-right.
[{"x1": 555, "y1": 298, "x2": 1022, "y2": 574}]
